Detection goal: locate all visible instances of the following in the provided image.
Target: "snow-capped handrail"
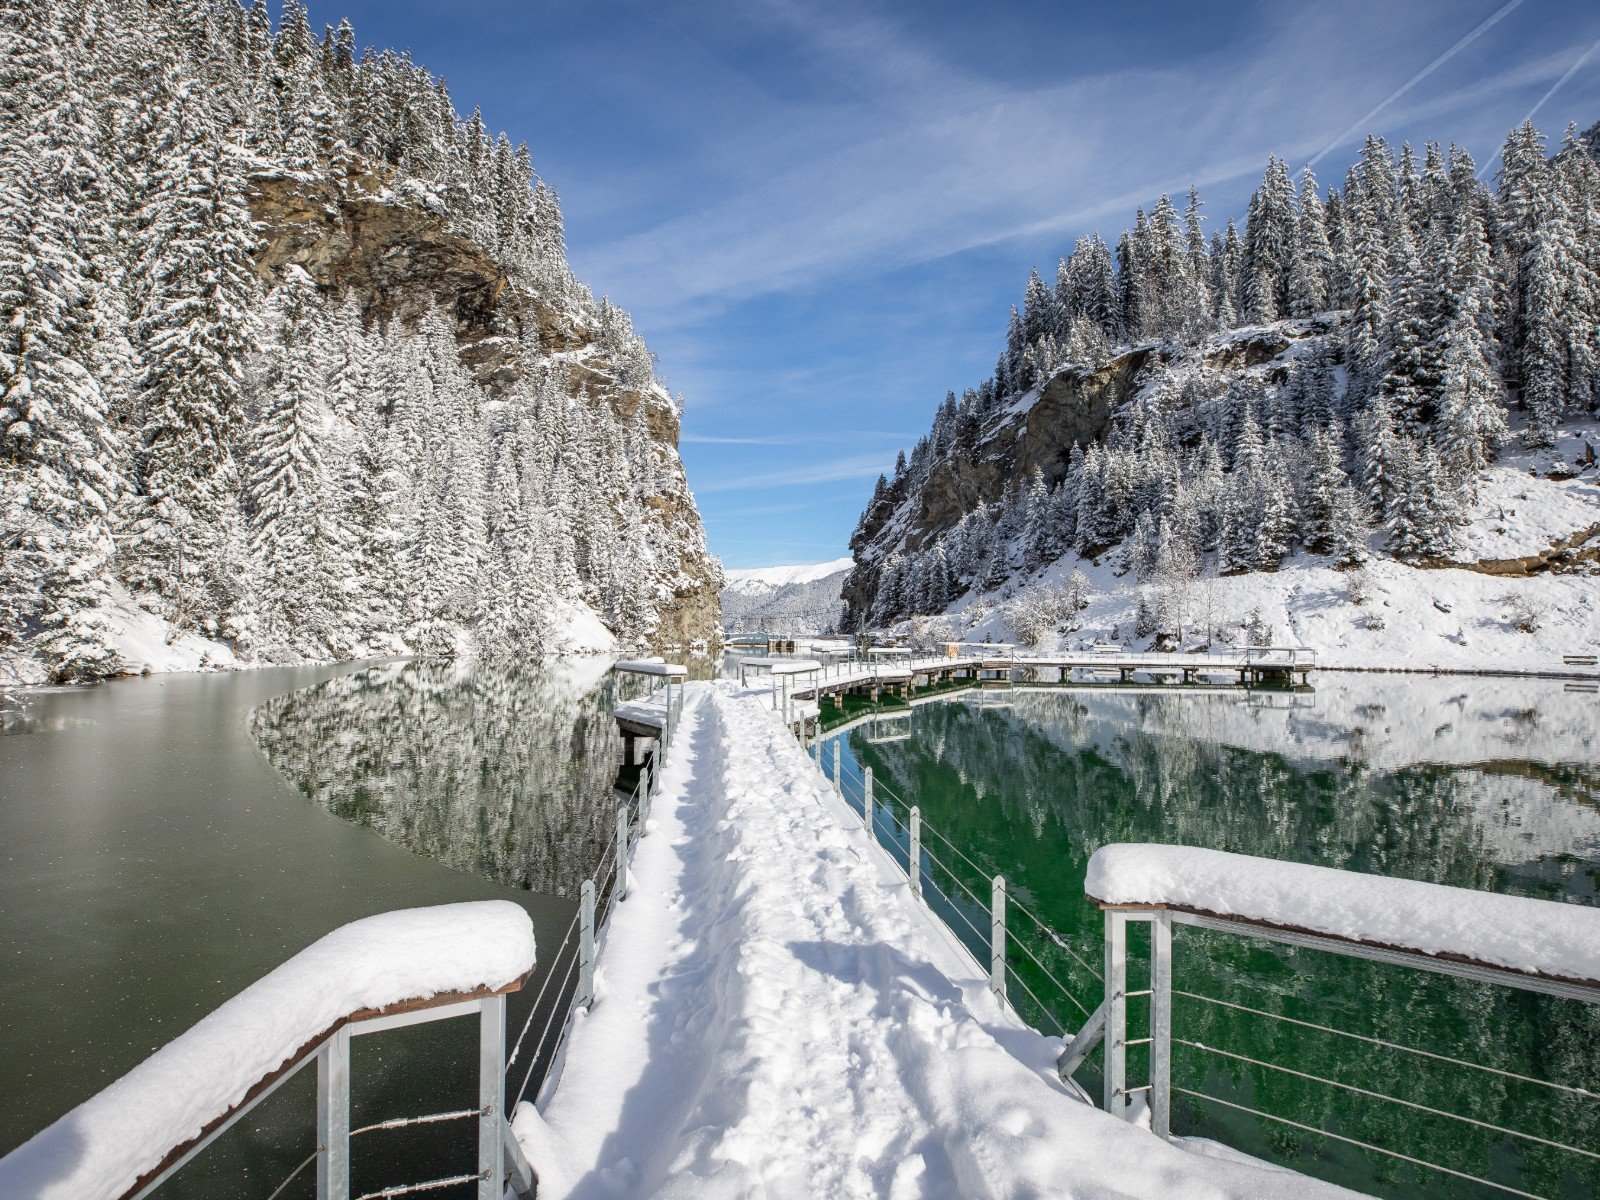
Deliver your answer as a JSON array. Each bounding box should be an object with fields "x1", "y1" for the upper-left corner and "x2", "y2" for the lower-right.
[
  {"x1": 1086, "y1": 844, "x2": 1600, "y2": 991},
  {"x1": 0, "y1": 902, "x2": 537, "y2": 1200},
  {"x1": 613, "y1": 659, "x2": 687, "y2": 677}
]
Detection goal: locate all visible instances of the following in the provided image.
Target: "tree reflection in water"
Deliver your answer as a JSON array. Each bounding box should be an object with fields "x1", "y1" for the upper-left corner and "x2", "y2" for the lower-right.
[{"x1": 251, "y1": 657, "x2": 621, "y2": 897}]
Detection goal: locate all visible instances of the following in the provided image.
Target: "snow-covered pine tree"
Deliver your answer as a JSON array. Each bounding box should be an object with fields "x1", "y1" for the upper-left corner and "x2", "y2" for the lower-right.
[
  {"x1": 1288, "y1": 166, "x2": 1332, "y2": 317},
  {"x1": 244, "y1": 268, "x2": 350, "y2": 656},
  {"x1": 0, "y1": 6, "x2": 120, "y2": 679},
  {"x1": 124, "y1": 68, "x2": 260, "y2": 634}
]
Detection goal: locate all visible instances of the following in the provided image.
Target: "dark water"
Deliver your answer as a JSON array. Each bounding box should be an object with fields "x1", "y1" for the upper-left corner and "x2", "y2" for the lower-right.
[
  {"x1": 835, "y1": 678, "x2": 1600, "y2": 1200},
  {"x1": 0, "y1": 659, "x2": 620, "y2": 1197}
]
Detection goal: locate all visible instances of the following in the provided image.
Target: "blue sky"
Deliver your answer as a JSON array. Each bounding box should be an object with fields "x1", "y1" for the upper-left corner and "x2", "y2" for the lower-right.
[{"x1": 305, "y1": 0, "x2": 1600, "y2": 569}]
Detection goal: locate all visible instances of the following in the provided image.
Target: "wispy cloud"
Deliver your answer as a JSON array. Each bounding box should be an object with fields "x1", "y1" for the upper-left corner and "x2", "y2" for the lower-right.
[
  {"x1": 572, "y1": 0, "x2": 1596, "y2": 325},
  {"x1": 682, "y1": 429, "x2": 915, "y2": 446},
  {"x1": 694, "y1": 452, "x2": 895, "y2": 494}
]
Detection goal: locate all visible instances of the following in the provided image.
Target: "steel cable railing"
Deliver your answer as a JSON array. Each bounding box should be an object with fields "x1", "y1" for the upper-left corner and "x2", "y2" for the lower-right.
[
  {"x1": 829, "y1": 743, "x2": 1100, "y2": 1003},
  {"x1": 508, "y1": 745, "x2": 656, "y2": 1114},
  {"x1": 1170, "y1": 1088, "x2": 1548, "y2": 1200},
  {"x1": 1172, "y1": 1038, "x2": 1600, "y2": 1163},
  {"x1": 1173, "y1": 989, "x2": 1600, "y2": 1101},
  {"x1": 821, "y1": 737, "x2": 1099, "y2": 1035}
]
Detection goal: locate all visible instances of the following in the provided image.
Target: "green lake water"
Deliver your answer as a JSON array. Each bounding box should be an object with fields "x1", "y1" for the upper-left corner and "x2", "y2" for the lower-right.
[
  {"x1": 832, "y1": 677, "x2": 1600, "y2": 1200},
  {"x1": 1, "y1": 659, "x2": 621, "y2": 1198}
]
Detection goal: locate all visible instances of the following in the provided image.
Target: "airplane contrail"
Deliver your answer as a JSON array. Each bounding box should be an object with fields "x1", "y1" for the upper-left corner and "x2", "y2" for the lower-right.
[
  {"x1": 1478, "y1": 33, "x2": 1600, "y2": 178},
  {"x1": 1304, "y1": 0, "x2": 1528, "y2": 171}
]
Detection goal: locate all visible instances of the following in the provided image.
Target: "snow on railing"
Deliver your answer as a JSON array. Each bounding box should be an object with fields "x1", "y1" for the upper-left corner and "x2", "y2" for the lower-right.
[
  {"x1": 0, "y1": 902, "x2": 537, "y2": 1200},
  {"x1": 1084, "y1": 844, "x2": 1600, "y2": 1197},
  {"x1": 1086, "y1": 843, "x2": 1600, "y2": 990}
]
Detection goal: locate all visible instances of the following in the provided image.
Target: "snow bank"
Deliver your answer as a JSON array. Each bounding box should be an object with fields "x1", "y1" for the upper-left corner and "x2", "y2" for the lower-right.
[
  {"x1": 0, "y1": 902, "x2": 536, "y2": 1200},
  {"x1": 518, "y1": 684, "x2": 1357, "y2": 1199},
  {"x1": 945, "y1": 547, "x2": 1600, "y2": 677},
  {"x1": 1087, "y1": 844, "x2": 1600, "y2": 987}
]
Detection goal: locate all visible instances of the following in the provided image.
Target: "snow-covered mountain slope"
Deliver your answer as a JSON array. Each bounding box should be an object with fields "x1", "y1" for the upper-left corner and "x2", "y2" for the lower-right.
[
  {"x1": 2, "y1": 1, "x2": 719, "y2": 685},
  {"x1": 720, "y1": 558, "x2": 852, "y2": 633},
  {"x1": 841, "y1": 120, "x2": 1600, "y2": 673},
  {"x1": 893, "y1": 419, "x2": 1599, "y2": 674}
]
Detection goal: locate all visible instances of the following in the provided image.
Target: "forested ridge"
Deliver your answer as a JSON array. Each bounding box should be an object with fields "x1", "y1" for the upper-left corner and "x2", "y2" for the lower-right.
[
  {"x1": 0, "y1": 0, "x2": 719, "y2": 682},
  {"x1": 846, "y1": 121, "x2": 1600, "y2": 629}
]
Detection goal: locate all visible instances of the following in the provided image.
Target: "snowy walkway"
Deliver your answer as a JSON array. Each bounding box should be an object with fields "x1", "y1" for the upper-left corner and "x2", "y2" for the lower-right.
[{"x1": 513, "y1": 682, "x2": 1358, "y2": 1198}]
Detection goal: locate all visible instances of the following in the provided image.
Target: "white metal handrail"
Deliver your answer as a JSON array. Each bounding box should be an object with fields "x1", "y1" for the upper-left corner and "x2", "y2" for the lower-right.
[
  {"x1": 0, "y1": 906, "x2": 539, "y2": 1200},
  {"x1": 508, "y1": 665, "x2": 688, "y2": 1116},
  {"x1": 1091, "y1": 878, "x2": 1600, "y2": 1198}
]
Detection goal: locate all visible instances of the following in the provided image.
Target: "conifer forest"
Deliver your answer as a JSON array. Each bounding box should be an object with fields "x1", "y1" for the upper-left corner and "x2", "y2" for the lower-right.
[{"x1": 0, "y1": 0, "x2": 719, "y2": 683}]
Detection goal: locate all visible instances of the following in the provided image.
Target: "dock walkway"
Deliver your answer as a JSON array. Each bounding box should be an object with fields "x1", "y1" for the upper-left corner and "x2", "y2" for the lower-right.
[{"x1": 754, "y1": 646, "x2": 1317, "y2": 713}]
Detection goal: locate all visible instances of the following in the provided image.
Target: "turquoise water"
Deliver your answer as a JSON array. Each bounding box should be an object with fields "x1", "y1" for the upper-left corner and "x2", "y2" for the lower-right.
[{"x1": 832, "y1": 678, "x2": 1600, "y2": 1200}]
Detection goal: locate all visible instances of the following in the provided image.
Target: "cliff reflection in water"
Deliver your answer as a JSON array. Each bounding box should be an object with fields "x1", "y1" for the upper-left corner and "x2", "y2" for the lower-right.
[{"x1": 250, "y1": 658, "x2": 621, "y2": 897}]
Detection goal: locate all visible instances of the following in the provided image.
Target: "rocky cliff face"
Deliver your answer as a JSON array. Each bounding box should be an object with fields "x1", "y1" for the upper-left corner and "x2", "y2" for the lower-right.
[
  {"x1": 843, "y1": 323, "x2": 1322, "y2": 619},
  {"x1": 246, "y1": 165, "x2": 721, "y2": 653}
]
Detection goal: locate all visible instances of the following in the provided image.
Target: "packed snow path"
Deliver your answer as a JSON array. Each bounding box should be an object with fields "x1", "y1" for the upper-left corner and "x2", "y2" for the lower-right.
[{"x1": 514, "y1": 682, "x2": 1357, "y2": 1198}]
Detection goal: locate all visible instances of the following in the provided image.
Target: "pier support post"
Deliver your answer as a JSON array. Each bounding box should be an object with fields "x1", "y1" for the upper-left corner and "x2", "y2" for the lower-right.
[
  {"x1": 477, "y1": 993, "x2": 507, "y2": 1200},
  {"x1": 990, "y1": 876, "x2": 1007, "y2": 1002},
  {"x1": 1151, "y1": 912, "x2": 1172, "y2": 1140},
  {"x1": 577, "y1": 879, "x2": 595, "y2": 1008},
  {"x1": 864, "y1": 766, "x2": 874, "y2": 830},
  {"x1": 909, "y1": 806, "x2": 921, "y2": 901},
  {"x1": 1104, "y1": 910, "x2": 1128, "y2": 1119},
  {"x1": 616, "y1": 807, "x2": 629, "y2": 901},
  {"x1": 316, "y1": 1026, "x2": 351, "y2": 1200},
  {"x1": 832, "y1": 741, "x2": 841, "y2": 796}
]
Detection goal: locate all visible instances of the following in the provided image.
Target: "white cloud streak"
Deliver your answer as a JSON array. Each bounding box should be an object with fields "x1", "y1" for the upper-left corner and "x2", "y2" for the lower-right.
[
  {"x1": 570, "y1": 0, "x2": 1590, "y2": 328},
  {"x1": 693, "y1": 451, "x2": 896, "y2": 493},
  {"x1": 1304, "y1": 0, "x2": 1529, "y2": 169}
]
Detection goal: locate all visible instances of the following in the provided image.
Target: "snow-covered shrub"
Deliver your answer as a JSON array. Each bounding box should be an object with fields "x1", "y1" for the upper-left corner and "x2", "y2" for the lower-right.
[
  {"x1": 1007, "y1": 584, "x2": 1076, "y2": 647},
  {"x1": 1243, "y1": 605, "x2": 1273, "y2": 647},
  {"x1": 1503, "y1": 593, "x2": 1540, "y2": 634}
]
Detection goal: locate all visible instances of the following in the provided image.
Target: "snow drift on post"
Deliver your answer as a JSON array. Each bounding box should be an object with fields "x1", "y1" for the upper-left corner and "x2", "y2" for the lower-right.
[
  {"x1": 1087, "y1": 843, "x2": 1600, "y2": 987},
  {"x1": 0, "y1": 901, "x2": 536, "y2": 1200}
]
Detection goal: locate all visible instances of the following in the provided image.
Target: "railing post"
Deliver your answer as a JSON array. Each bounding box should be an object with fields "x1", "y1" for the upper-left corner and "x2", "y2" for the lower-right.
[
  {"x1": 1151, "y1": 911, "x2": 1172, "y2": 1140},
  {"x1": 478, "y1": 993, "x2": 507, "y2": 1200},
  {"x1": 616, "y1": 807, "x2": 629, "y2": 901},
  {"x1": 909, "y1": 806, "x2": 921, "y2": 901},
  {"x1": 991, "y1": 875, "x2": 1007, "y2": 1002},
  {"x1": 832, "y1": 741, "x2": 841, "y2": 796},
  {"x1": 864, "y1": 766, "x2": 874, "y2": 830},
  {"x1": 1104, "y1": 909, "x2": 1128, "y2": 1119},
  {"x1": 577, "y1": 879, "x2": 595, "y2": 1008},
  {"x1": 316, "y1": 1026, "x2": 351, "y2": 1200}
]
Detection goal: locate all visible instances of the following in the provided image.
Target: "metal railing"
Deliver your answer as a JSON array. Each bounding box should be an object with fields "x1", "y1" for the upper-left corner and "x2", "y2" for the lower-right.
[
  {"x1": 809, "y1": 734, "x2": 1103, "y2": 1084},
  {"x1": 809, "y1": 713, "x2": 1600, "y2": 1200},
  {"x1": 1, "y1": 928, "x2": 541, "y2": 1200},
  {"x1": 504, "y1": 667, "x2": 684, "y2": 1116},
  {"x1": 1092, "y1": 901, "x2": 1600, "y2": 1199}
]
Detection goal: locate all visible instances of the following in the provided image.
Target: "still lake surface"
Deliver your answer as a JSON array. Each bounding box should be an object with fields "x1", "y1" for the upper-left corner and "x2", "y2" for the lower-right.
[
  {"x1": 0, "y1": 659, "x2": 620, "y2": 1197},
  {"x1": 834, "y1": 676, "x2": 1600, "y2": 1200}
]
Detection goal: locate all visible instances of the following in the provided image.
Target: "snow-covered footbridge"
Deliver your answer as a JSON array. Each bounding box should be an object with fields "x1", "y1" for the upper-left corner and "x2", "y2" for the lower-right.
[{"x1": 8, "y1": 664, "x2": 1598, "y2": 1200}]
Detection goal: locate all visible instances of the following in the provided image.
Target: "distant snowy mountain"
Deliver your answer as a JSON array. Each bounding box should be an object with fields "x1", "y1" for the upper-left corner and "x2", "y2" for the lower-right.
[{"x1": 721, "y1": 558, "x2": 853, "y2": 634}]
